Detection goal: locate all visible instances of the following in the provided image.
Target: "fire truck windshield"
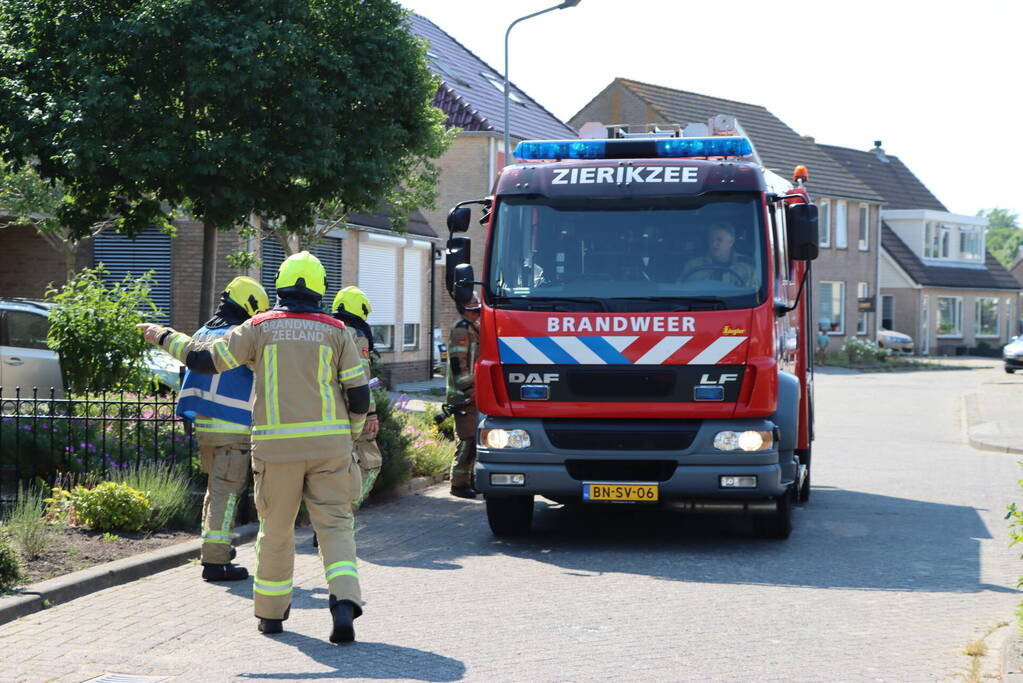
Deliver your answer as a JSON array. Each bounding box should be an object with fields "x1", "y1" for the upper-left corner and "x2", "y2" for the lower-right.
[{"x1": 487, "y1": 193, "x2": 766, "y2": 312}]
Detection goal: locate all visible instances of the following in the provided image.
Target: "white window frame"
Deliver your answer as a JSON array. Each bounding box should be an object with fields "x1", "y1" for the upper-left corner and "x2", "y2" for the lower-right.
[
  {"x1": 975, "y1": 297, "x2": 1000, "y2": 338},
  {"x1": 835, "y1": 201, "x2": 848, "y2": 249},
  {"x1": 819, "y1": 280, "x2": 845, "y2": 335},
  {"x1": 857, "y1": 205, "x2": 869, "y2": 251},
  {"x1": 403, "y1": 322, "x2": 421, "y2": 350},
  {"x1": 936, "y1": 296, "x2": 964, "y2": 338},
  {"x1": 818, "y1": 199, "x2": 831, "y2": 248}
]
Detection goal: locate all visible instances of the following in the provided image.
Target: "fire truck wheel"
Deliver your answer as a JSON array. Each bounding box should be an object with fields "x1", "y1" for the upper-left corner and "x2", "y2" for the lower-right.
[
  {"x1": 485, "y1": 494, "x2": 535, "y2": 537},
  {"x1": 752, "y1": 490, "x2": 792, "y2": 540}
]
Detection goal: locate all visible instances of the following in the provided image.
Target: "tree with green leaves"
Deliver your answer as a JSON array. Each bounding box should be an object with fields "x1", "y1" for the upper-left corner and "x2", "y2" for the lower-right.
[
  {"x1": 0, "y1": 0, "x2": 449, "y2": 324},
  {"x1": 979, "y1": 208, "x2": 1022, "y2": 268},
  {"x1": 0, "y1": 160, "x2": 120, "y2": 282}
]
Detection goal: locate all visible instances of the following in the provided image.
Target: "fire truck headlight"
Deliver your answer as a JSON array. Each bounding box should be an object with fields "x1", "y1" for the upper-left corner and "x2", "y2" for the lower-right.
[
  {"x1": 714, "y1": 430, "x2": 774, "y2": 452},
  {"x1": 482, "y1": 428, "x2": 531, "y2": 450}
]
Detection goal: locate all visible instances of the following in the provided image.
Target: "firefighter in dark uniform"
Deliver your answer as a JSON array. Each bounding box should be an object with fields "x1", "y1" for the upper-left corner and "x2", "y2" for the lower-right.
[{"x1": 447, "y1": 295, "x2": 480, "y2": 499}]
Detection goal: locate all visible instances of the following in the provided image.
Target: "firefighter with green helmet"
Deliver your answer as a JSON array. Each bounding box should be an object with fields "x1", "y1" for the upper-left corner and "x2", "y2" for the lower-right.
[
  {"x1": 447, "y1": 294, "x2": 481, "y2": 499},
  {"x1": 176, "y1": 276, "x2": 269, "y2": 582},
  {"x1": 139, "y1": 251, "x2": 370, "y2": 643},
  {"x1": 332, "y1": 286, "x2": 382, "y2": 506}
]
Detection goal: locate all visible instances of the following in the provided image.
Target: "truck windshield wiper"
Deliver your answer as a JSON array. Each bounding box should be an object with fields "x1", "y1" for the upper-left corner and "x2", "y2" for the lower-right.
[
  {"x1": 491, "y1": 295, "x2": 607, "y2": 312},
  {"x1": 611, "y1": 296, "x2": 728, "y2": 311}
]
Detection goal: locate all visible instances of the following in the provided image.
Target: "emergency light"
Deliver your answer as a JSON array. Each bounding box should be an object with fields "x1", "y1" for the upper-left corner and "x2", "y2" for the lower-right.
[{"x1": 513, "y1": 136, "x2": 754, "y2": 161}]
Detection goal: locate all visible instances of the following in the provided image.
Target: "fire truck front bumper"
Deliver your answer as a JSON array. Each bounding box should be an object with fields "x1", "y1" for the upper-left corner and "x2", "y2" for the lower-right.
[{"x1": 474, "y1": 415, "x2": 797, "y2": 503}]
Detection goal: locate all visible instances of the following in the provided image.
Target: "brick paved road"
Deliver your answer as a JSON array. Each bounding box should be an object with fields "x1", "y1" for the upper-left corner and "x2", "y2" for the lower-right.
[{"x1": 1, "y1": 366, "x2": 1020, "y2": 682}]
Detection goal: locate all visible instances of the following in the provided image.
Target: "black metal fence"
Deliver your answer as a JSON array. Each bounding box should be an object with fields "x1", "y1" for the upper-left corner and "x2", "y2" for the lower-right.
[{"x1": 0, "y1": 386, "x2": 195, "y2": 503}]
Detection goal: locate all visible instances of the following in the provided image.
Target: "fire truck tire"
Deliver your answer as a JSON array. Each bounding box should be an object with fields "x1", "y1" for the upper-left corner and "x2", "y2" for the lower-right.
[
  {"x1": 486, "y1": 494, "x2": 534, "y2": 536},
  {"x1": 752, "y1": 489, "x2": 793, "y2": 540}
]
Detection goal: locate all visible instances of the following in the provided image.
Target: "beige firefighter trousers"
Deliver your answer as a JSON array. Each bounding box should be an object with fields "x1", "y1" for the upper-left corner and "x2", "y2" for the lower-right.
[
  {"x1": 251, "y1": 455, "x2": 363, "y2": 620},
  {"x1": 199, "y1": 439, "x2": 251, "y2": 565},
  {"x1": 354, "y1": 433, "x2": 382, "y2": 506}
]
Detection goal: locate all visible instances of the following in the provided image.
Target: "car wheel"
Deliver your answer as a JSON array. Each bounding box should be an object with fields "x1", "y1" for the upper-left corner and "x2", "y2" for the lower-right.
[
  {"x1": 485, "y1": 494, "x2": 534, "y2": 536},
  {"x1": 752, "y1": 489, "x2": 793, "y2": 540},
  {"x1": 1006, "y1": 367, "x2": 1016, "y2": 374}
]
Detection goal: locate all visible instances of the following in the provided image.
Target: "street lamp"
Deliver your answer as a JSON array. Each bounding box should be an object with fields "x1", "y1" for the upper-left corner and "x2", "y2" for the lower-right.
[{"x1": 503, "y1": 0, "x2": 582, "y2": 164}]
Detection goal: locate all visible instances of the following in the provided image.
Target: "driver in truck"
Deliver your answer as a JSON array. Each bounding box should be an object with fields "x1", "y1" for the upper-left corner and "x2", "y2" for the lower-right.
[{"x1": 680, "y1": 222, "x2": 756, "y2": 286}]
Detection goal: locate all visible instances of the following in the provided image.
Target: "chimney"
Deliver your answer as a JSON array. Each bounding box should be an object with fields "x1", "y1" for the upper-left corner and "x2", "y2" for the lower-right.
[{"x1": 871, "y1": 140, "x2": 889, "y2": 163}]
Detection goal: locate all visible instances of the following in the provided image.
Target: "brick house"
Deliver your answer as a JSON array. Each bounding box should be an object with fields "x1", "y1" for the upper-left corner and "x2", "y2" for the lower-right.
[
  {"x1": 0, "y1": 208, "x2": 441, "y2": 384},
  {"x1": 409, "y1": 13, "x2": 578, "y2": 336},
  {"x1": 822, "y1": 141, "x2": 1019, "y2": 355},
  {"x1": 568, "y1": 78, "x2": 885, "y2": 348}
]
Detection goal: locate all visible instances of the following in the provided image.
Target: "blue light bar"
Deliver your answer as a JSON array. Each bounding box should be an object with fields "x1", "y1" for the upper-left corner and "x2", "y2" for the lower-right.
[{"x1": 514, "y1": 136, "x2": 753, "y2": 161}]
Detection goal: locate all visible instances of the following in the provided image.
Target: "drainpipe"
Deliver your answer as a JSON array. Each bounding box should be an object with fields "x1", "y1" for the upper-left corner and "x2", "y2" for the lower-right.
[{"x1": 429, "y1": 246, "x2": 437, "y2": 379}]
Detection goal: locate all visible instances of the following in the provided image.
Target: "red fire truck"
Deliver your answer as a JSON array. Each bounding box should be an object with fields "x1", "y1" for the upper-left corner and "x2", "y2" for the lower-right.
[{"x1": 445, "y1": 117, "x2": 819, "y2": 539}]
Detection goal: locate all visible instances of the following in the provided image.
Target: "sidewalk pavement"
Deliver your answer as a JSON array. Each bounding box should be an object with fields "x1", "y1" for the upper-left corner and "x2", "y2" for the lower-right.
[{"x1": 964, "y1": 366, "x2": 1023, "y2": 454}]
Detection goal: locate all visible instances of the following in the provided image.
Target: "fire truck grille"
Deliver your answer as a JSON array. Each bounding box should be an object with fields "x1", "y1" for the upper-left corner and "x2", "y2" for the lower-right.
[
  {"x1": 566, "y1": 368, "x2": 675, "y2": 399},
  {"x1": 565, "y1": 459, "x2": 679, "y2": 482},
  {"x1": 544, "y1": 419, "x2": 699, "y2": 451}
]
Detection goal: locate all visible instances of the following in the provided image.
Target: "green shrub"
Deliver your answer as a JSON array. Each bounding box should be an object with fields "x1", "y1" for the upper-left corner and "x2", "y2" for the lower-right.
[
  {"x1": 2, "y1": 483, "x2": 53, "y2": 559},
  {"x1": 403, "y1": 410, "x2": 456, "y2": 478},
  {"x1": 422, "y1": 402, "x2": 454, "y2": 441},
  {"x1": 841, "y1": 338, "x2": 891, "y2": 364},
  {"x1": 1007, "y1": 468, "x2": 1023, "y2": 630},
  {"x1": 111, "y1": 463, "x2": 195, "y2": 530},
  {"x1": 372, "y1": 390, "x2": 412, "y2": 493},
  {"x1": 44, "y1": 266, "x2": 162, "y2": 394},
  {"x1": 0, "y1": 532, "x2": 22, "y2": 593},
  {"x1": 75, "y1": 481, "x2": 152, "y2": 532}
]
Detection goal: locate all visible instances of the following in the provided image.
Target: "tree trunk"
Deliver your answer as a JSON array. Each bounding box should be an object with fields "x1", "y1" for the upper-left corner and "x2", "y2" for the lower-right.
[
  {"x1": 198, "y1": 221, "x2": 218, "y2": 327},
  {"x1": 63, "y1": 244, "x2": 76, "y2": 283}
]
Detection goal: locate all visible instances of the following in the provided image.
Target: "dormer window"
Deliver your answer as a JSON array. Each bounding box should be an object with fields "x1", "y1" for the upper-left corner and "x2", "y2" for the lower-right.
[
  {"x1": 959, "y1": 226, "x2": 983, "y2": 262},
  {"x1": 924, "y1": 221, "x2": 951, "y2": 259}
]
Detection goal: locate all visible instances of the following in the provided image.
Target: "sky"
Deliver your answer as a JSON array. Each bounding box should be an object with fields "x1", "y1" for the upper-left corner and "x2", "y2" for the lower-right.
[{"x1": 401, "y1": 0, "x2": 1023, "y2": 224}]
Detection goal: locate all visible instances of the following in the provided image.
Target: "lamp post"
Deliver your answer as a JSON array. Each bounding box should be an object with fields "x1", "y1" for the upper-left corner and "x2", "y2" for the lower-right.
[{"x1": 503, "y1": 0, "x2": 582, "y2": 164}]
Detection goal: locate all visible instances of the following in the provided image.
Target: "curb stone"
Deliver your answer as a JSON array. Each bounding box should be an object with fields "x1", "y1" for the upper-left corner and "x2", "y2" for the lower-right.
[
  {"x1": 963, "y1": 392, "x2": 1023, "y2": 456},
  {"x1": 0, "y1": 473, "x2": 449, "y2": 626}
]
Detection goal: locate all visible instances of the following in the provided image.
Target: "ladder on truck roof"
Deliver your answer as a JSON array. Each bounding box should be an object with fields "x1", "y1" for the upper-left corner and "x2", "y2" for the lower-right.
[{"x1": 577, "y1": 115, "x2": 764, "y2": 166}]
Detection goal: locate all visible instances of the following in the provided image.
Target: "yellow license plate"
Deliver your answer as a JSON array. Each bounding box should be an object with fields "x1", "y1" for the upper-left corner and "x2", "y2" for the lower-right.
[{"x1": 583, "y1": 482, "x2": 659, "y2": 502}]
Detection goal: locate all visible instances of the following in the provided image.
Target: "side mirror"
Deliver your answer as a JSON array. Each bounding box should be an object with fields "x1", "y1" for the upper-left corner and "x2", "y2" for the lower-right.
[
  {"x1": 453, "y1": 263, "x2": 475, "y2": 308},
  {"x1": 786, "y1": 203, "x2": 819, "y2": 261},
  {"x1": 445, "y1": 237, "x2": 471, "y2": 295},
  {"x1": 447, "y1": 206, "x2": 471, "y2": 233}
]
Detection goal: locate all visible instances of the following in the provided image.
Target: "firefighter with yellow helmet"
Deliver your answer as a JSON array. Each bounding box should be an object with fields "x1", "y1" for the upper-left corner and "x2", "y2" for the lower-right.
[
  {"x1": 176, "y1": 276, "x2": 269, "y2": 582},
  {"x1": 332, "y1": 286, "x2": 382, "y2": 505},
  {"x1": 139, "y1": 251, "x2": 370, "y2": 643}
]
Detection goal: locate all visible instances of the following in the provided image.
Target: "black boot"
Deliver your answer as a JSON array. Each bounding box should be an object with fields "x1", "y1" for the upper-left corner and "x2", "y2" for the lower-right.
[
  {"x1": 328, "y1": 595, "x2": 360, "y2": 644},
  {"x1": 450, "y1": 485, "x2": 477, "y2": 499},
  {"x1": 258, "y1": 606, "x2": 290, "y2": 635},
  {"x1": 202, "y1": 562, "x2": 249, "y2": 582}
]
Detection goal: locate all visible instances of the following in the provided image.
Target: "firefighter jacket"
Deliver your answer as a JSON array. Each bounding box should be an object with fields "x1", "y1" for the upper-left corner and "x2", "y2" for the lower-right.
[
  {"x1": 446, "y1": 317, "x2": 479, "y2": 406},
  {"x1": 158, "y1": 311, "x2": 369, "y2": 463},
  {"x1": 176, "y1": 324, "x2": 254, "y2": 440},
  {"x1": 350, "y1": 327, "x2": 376, "y2": 415}
]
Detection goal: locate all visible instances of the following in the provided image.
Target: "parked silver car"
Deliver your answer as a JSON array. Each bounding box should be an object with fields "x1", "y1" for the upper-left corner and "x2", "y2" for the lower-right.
[
  {"x1": 1002, "y1": 336, "x2": 1023, "y2": 374},
  {"x1": 877, "y1": 328, "x2": 914, "y2": 354},
  {"x1": 0, "y1": 299, "x2": 64, "y2": 397},
  {"x1": 0, "y1": 298, "x2": 183, "y2": 397}
]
